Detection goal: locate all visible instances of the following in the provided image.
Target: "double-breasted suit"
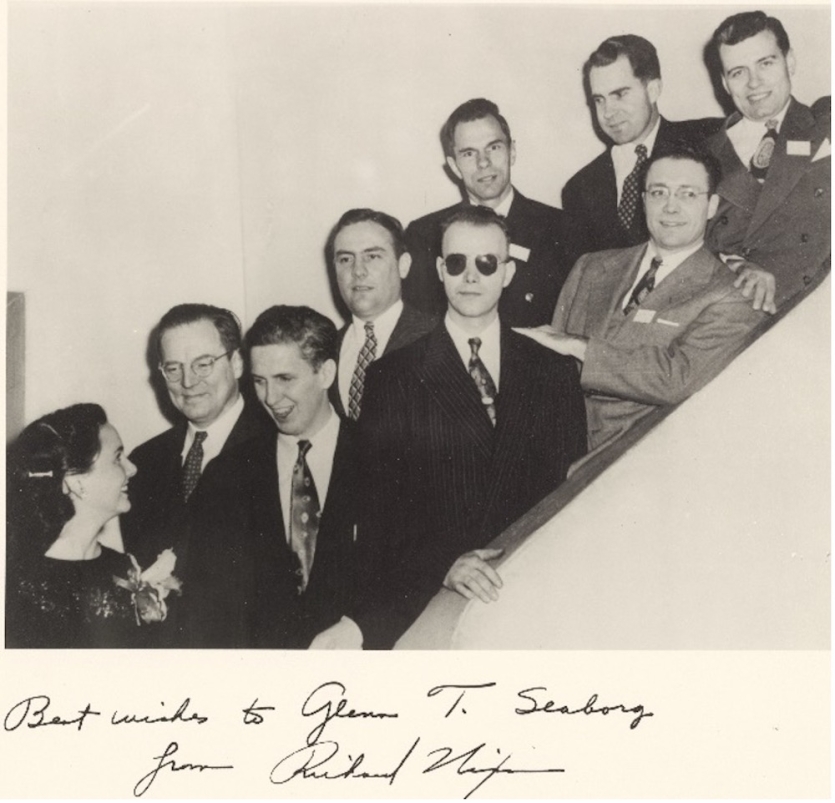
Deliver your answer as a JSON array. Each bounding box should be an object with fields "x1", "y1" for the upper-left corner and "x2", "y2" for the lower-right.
[
  {"x1": 122, "y1": 399, "x2": 273, "y2": 570},
  {"x1": 552, "y1": 244, "x2": 767, "y2": 453},
  {"x1": 705, "y1": 98, "x2": 831, "y2": 306},
  {"x1": 330, "y1": 303, "x2": 437, "y2": 418},
  {"x1": 351, "y1": 323, "x2": 587, "y2": 648},
  {"x1": 402, "y1": 191, "x2": 575, "y2": 326},
  {"x1": 183, "y1": 419, "x2": 359, "y2": 648},
  {"x1": 562, "y1": 116, "x2": 724, "y2": 258}
]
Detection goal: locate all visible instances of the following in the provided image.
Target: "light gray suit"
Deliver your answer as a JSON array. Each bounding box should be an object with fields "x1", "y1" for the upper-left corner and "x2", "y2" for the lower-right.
[{"x1": 552, "y1": 243, "x2": 767, "y2": 453}]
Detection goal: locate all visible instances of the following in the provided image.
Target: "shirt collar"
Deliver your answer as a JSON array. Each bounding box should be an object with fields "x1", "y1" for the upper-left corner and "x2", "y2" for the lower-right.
[
  {"x1": 612, "y1": 114, "x2": 662, "y2": 163},
  {"x1": 350, "y1": 298, "x2": 403, "y2": 348},
  {"x1": 183, "y1": 392, "x2": 243, "y2": 456},
  {"x1": 647, "y1": 238, "x2": 704, "y2": 272},
  {"x1": 276, "y1": 402, "x2": 339, "y2": 453},
  {"x1": 444, "y1": 311, "x2": 502, "y2": 386},
  {"x1": 467, "y1": 185, "x2": 515, "y2": 218}
]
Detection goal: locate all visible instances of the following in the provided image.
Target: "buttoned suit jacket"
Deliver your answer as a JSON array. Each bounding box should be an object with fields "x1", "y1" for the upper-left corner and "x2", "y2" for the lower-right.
[
  {"x1": 562, "y1": 116, "x2": 724, "y2": 259},
  {"x1": 183, "y1": 419, "x2": 360, "y2": 649},
  {"x1": 122, "y1": 399, "x2": 273, "y2": 570},
  {"x1": 402, "y1": 190, "x2": 575, "y2": 326},
  {"x1": 705, "y1": 97, "x2": 831, "y2": 306},
  {"x1": 552, "y1": 244, "x2": 767, "y2": 454},
  {"x1": 330, "y1": 303, "x2": 438, "y2": 418},
  {"x1": 351, "y1": 323, "x2": 587, "y2": 648}
]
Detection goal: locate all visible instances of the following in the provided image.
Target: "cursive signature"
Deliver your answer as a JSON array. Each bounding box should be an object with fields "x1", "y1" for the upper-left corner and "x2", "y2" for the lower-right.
[
  {"x1": 4, "y1": 695, "x2": 100, "y2": 732},
  {"x1": 302, "y1": 681, "x2": 398, "y2": 744},
  {"x1": 132, "y1": 741, "x2": 233, "y2": 797}
]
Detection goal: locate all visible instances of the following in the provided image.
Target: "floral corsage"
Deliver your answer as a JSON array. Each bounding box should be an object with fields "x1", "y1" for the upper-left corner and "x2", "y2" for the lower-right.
[{"x1": 114, "y1": 549, "x2": 183, "y2": 625}]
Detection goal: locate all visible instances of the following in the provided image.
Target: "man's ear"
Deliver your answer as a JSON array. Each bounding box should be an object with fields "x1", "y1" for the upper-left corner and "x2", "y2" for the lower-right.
[
  {"x1": 230, "y1": 349, "x2": 244, "y2": 381},
  {"x1": 786, "y1": 48, "x2": 796, "y2": 77},
  {"x1": 318, "y1": 358, "x2": 337, "y2": 390},
  {"x1": 647, "y1": 78, "x2": 662, "y2": 105},
  {"x1": 706, "y1": 193, "x2": 720, "y2": 220},
  {"x1": 436, "y1": 255, "x2": 446, "y2": 283},
  {"x1": 446, "y1": 155, "x2": 463, "y2": 181},
  {"x1": 502, "y1": 259, "x2": 517, "y2": 288},
  {"x1": 398, "y1": 251, "x2": 413, "y2": 280},
  {"x1": 509, "y1": 139, "x2": 517, "y2": 167}
]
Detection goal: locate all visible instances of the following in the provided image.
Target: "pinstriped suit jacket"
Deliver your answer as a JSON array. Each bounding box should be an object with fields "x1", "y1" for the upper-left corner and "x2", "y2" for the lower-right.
[
  {"x1": 351, "y1": 322, "x2": 587, "y2": 648},
  {"x1": 331, "y1": 303, "x2": 438, "y2": 418}
]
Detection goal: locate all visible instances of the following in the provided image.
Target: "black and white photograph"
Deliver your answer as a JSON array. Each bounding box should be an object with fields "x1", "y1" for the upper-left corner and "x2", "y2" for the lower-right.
[{"x1": 3, "y1": 0, "x2": 830, "y2": 798}]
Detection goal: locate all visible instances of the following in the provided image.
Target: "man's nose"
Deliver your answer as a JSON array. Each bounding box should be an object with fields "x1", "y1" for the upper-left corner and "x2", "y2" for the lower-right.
[
  {"x1": 476, "y1": 149, "x2": 491, "y2": 168},
  {"x1": 463, "y1": 261, "x2": 480, "y2": 282},
  {"x1": 352, "y1": 258, "x2": 369, "y2": 278},
  {"x1": 264, "y1": 382, "x2": 282, "y2": 407},
  {"x1": 181, "y1": 367, "x2": 202, "y2": 388},
  {"x1": 747, "y1": 68, "x2": 763, "y2": 88},
  {"x1": 662, "y1": 192, "x2": 682, "y2": 212}
]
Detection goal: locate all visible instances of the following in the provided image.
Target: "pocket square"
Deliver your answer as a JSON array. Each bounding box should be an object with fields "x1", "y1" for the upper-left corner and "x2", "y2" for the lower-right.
[{"x1": 812, "y1": 137, "x2": 831, "y2": 162}]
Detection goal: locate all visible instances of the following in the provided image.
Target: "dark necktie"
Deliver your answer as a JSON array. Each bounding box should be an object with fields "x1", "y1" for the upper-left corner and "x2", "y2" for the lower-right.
[
  {"x1": 750, "y1": 119, "x2": 778, "y2": 182},
  {"x1": 618, "y1": 143, "x2": 649, "y2": 234},
  {"x1": 181, "y1": 430, "x2": 207, "y2": 501},
  {"x1": 468, "y1": 337, "x2": 498, "y2": 427},
  {"x1": 348, "y1": 321, "x2": 377, "y2": 420},
  {"x1": 624, "y1": 256, "x2": 663, "y2": 316},
  {"x1": 289, "y1": 439, "x2": 320, "y2": 593}
]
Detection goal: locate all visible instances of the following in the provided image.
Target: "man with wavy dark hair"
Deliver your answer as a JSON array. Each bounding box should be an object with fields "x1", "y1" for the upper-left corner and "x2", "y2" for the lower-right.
[
  {"x1": 403, "y1": 98, "x2": 574, "y2": 327},
  {"x1": 563, "y1": 34, "x2": 723, "y2": 257},
  {"x1": 704, "y1": 10, "x2": 831, "y2": 307}
]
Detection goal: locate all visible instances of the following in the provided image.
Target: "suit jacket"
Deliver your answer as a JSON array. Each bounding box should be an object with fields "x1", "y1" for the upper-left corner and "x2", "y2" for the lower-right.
[
  {"x1": 121, "y1": 399, "x2": 273, "y2": 571},
  {"x1": 562, "y1": 116, "x2": 724, "y2": 259},
  {"x1": 330, "y1": 303, "x2": 438, "y2": 418},
  {"x1": 705, "y1": 97, "x2": 831, "y2": 306},
  {"x1": 552, "y1": 244, "x2": 767, "y2": 454},
  {"x1": 183, "y1": 419, "x2": 359, "y2": 649},
  {"x1": 402, "y1": 190, "x2": 575, "y2": 327},
  {"x1": 351, "y1": 323, "x2": 588, "y2": 648}
]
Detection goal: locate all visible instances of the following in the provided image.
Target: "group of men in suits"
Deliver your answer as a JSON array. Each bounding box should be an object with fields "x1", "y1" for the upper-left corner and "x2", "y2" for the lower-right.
[{"x1": 121, "y1": 9, "x2": 829, "y2": 649}]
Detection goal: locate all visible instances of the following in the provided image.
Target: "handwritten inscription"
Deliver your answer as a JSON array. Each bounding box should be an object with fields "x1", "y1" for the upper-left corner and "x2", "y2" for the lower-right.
[{"x1": 4, "y1": 681, "x2": 653, "y2": 797}]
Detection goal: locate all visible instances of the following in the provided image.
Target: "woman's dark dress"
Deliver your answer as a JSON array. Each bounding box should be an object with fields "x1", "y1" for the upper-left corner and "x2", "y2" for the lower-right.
[{"x1": 6, "y1": 546, "x2": 153, "y2": 648}]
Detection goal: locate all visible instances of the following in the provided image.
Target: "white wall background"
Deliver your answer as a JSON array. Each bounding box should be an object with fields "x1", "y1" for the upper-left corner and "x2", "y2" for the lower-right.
[{"x1": 7, "y1": 2, "x2": 831, "y2": 451}]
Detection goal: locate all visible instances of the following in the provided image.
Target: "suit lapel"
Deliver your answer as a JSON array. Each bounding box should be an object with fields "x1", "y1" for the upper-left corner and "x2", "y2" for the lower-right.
[
  {"x1": 596, "y1": 245, "x2": 647, "y2": 336},
  {"x1": 248, "y1": 432, "x2": 288, "y2": 555},
  {"x1": 713, "y1": 124, "x2": 762, "y2": 215},
  {"x1": 417, "y1": 326, "x2": 494, "y2": 460},
  {"x1": 748, "y1": 99, "x2": 816, "y2": 236}
]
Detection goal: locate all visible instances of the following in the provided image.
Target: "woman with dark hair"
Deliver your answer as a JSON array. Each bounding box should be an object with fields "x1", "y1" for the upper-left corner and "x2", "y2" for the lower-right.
[{"x1": 6, "y1": 404, "x2": 179, "y2": 648}]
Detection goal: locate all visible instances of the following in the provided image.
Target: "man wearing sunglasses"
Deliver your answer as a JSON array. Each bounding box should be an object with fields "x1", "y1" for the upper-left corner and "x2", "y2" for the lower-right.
[
  {"x1": 522, "y1": 146, "x2": 767, "y2": 459},
  {"x1": 122, "y1": 303, "x2": 272, "y2": 583},
  {"x1": 402, "y1": 98, "x2": 574, "y2": 328},
  {"x1": 311, "y1": 206, "x2": 587, "y2": 650}
]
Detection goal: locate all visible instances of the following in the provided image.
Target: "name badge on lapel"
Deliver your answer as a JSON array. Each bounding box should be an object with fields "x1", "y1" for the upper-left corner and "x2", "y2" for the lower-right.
[
  {"x1": 633, "y1": 309, "x2": 655, "y2": 323},
  {"x1": 787, "y1": 140, "x2": 811, "y2": 157},
  {"x1": 509, "y1": 243, "x2": 530, "y2": 262}
]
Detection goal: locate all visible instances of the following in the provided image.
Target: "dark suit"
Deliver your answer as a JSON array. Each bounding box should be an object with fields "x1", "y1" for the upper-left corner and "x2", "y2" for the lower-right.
[
  {"x1": 562, "y1": 117, "x2": 724, "y2": 258},
  {"x1": 331, "y1": 303, "x2": 437, "y2": 418},
  {"x1": 402, "y1": 190, "x2": 574, "y2": 327},
  {"x1": 552, "y1": 244, "x2": 767, "y2": 454},
  {"x1": 705, "y1": 98, "x2": 831, "y2": 306},
  {"x1": 183, "y1": 419, "x2": 359, "y2": 649},
  {"x1": 351, "y1": 323, "x2": 587, "y2": 648},
  {"x1": 122, "y1": 399, "x2": 272, "y2": 570}
]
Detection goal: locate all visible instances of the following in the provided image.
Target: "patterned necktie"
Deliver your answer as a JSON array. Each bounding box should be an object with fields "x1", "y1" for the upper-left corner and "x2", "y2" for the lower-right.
[
  {"x1": 624, "y1": 256, "x2": 663, "y2": 316},
  {"x1": 468, "y1": 337, "x2": 498, "y2": 427},
  {"x1": 750, "y1": 119, "x2": 778, "y2": 182},
  {"x1": 618, "y1": 143, "x2": 649, "y2": 234},
  {"x1": 348, "y1": 321, "x2": 377, "y2": 420},
  {"x1": 181, "y1": 430, "x2": 207, "y2": 501},
  {"x1": 289, "y1": 439, "x2": 320, "y2": 593}
]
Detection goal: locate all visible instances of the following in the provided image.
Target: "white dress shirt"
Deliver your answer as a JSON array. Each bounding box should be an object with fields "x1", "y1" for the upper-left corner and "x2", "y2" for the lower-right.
[
  {"x1": 338, "y1": 299, "x2": 403, "y2": 410},
  {"x1": 612, "y1": 116, "x2": 662, "y2": 203},
  {"x1": 727, "y1": 100, "x2": 790, "y2": 168},
  {"x1": 622, "y1": 240, "x2": 705, "y2": 309},
  {"x1": 180, "y1": 393, "x2": 244, "y2": 471},
  {"x1": 445, "y1": 313, "x2": 502, "y2": 390},
  {"x1": 275, "y1": 405, "x2": 340, "y2": 541}
]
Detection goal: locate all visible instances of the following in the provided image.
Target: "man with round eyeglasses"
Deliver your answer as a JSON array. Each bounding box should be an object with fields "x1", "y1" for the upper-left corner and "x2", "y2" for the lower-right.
[
  {"x1": 310, "y1": 205, "x2": 587, "y2": 650},
  {"x1": 122, "y1": 303, "x2": 272, "y2": 592},
  {"x1": 519, "y1": 145, "x2": 768, "y2": 460}
]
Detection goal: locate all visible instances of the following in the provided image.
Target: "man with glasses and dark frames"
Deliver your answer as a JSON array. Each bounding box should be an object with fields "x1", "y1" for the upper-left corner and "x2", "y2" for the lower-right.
[
  {"x1": 121, "y1": 303, "x2": 272, "y2": 589},
  {"x1": 520, "y1": 145, "x2": 768, "y2": 460},
  {"x1": 310, "y1": 206, "x2": 587, "y2": 650}
]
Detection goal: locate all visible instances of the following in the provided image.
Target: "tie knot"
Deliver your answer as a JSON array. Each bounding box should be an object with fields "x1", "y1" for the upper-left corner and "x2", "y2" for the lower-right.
[
  {"x1": 364, "y1": 321, "x2": 375, "y2": 337},
  {"x1": 765, "y1": 119, "x2": 778, "y2": 131},
  {"x1": 468, "y1": 337, "x2": 482, "y2": 358},
  {"x1": 297, "y1": 439, "x2": 312, "y2": 459},
  {"x1": 635, "y1": 143, "x2": 648, "y2": 159},
  {"x1": 649, "y1": 256, "x2": 663, "y2": 272},
  {"x1": 193, "y1": 431, "x2": 208, "y2": 445}
]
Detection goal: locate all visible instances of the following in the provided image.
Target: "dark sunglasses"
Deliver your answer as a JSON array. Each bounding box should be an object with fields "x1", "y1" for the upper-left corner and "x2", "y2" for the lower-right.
[{"x1": 443, "y1": 253, "x2": 505, "y2": 276}]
